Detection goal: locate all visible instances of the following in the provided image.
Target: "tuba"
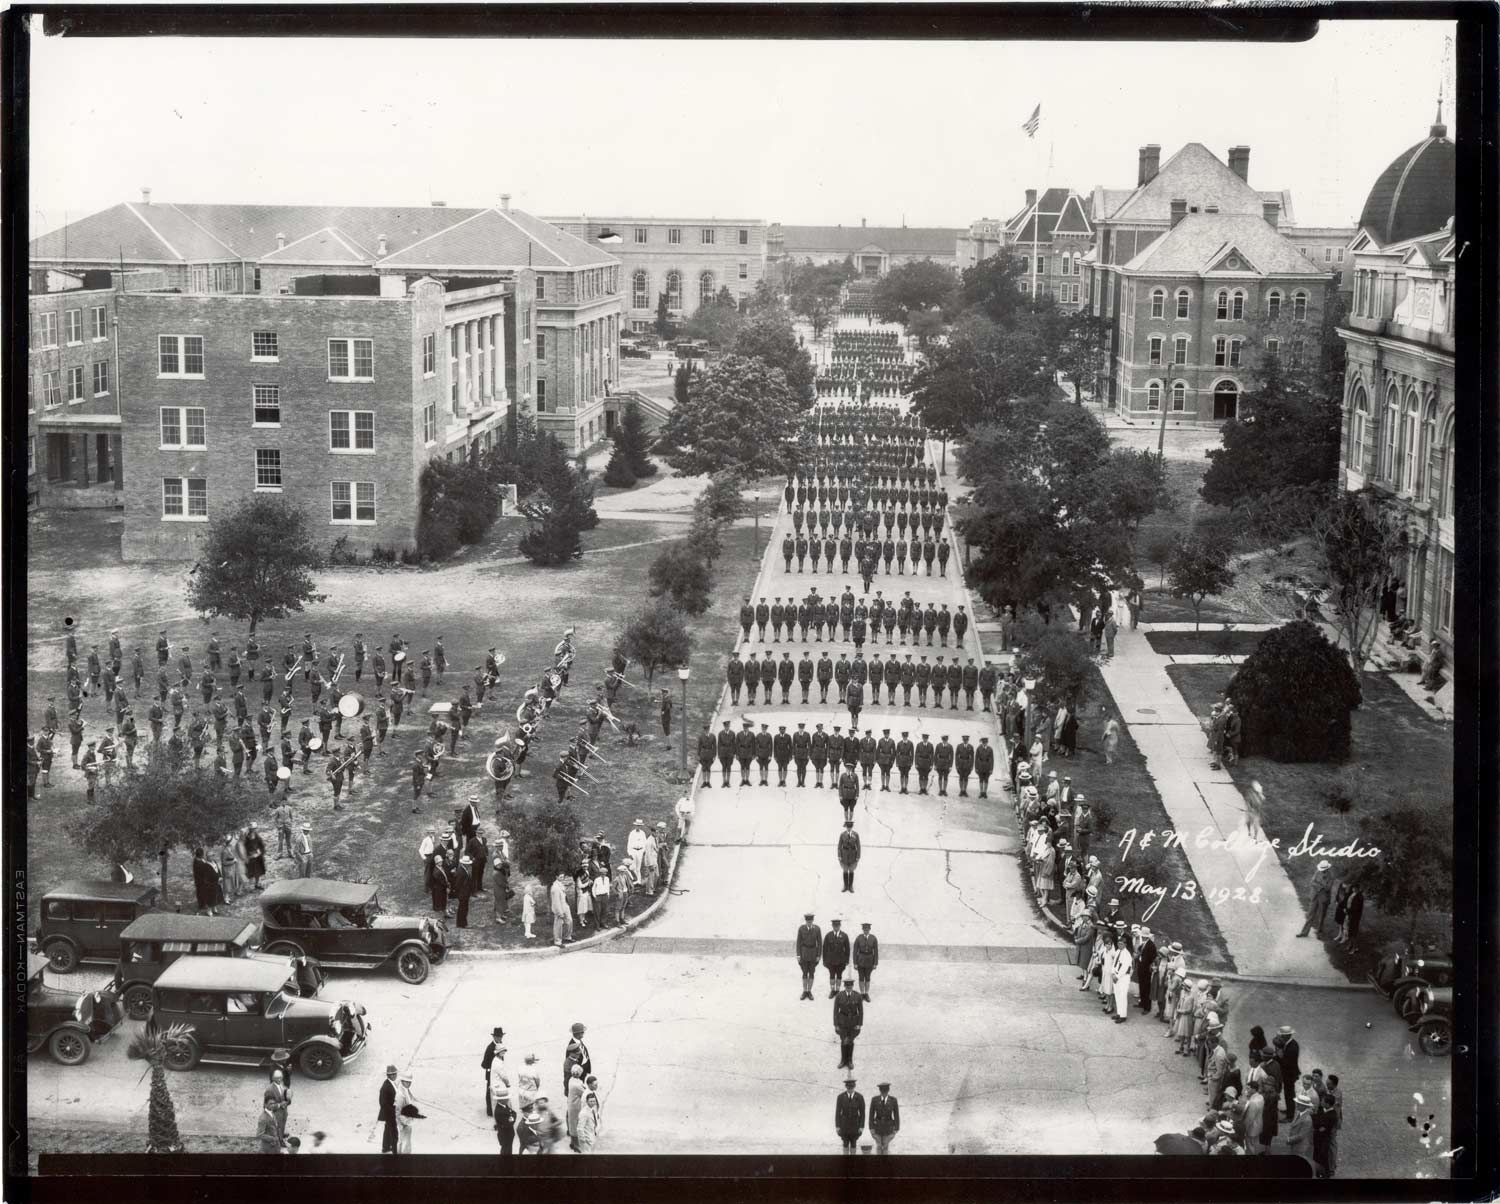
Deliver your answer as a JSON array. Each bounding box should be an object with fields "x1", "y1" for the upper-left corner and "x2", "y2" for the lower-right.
[{"x1": 485, "y1": 748, "x2": 515, "y2": 784}]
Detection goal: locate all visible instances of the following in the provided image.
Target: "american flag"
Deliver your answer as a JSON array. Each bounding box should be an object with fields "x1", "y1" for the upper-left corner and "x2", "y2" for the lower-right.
[{"x1": 1022, "y1": 104, "x2": 1041, "y2": 138}]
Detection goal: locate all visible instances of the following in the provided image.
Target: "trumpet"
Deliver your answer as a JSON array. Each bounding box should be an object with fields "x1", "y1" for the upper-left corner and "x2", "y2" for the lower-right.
[{"x1": 285, "y1": 656, "x2": 304, "y2": 682}]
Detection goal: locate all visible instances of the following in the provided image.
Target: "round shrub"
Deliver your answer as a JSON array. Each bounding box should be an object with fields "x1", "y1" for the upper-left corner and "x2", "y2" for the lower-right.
[{"x1": 1227, "y1": 619, "x2": 1361, "y2": 761}]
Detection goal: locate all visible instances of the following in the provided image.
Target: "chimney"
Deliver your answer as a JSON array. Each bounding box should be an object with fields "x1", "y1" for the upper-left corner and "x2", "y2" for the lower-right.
[
  {"x1": 377, "y1": 233, "x2": 388, "y2": 257},
  {"x1": 500, "y1": 193, "x2": 511, "y2": 213},
  {"x1": 275, "y1": 232, "x2": 286, "y2": 250},
  {"x1": 1025, "y1": 189, "x2": 1036, "y2": 207},
  {"x1": 141, "y1": 187, "x2": 152, "y2": 206},
  {"x1": 1170, "y1": 199, "x2": 1187, "y2": 229},
  {"x1": 1262, "y1": 201, "x2": 1279, "y2": 228},
  {"x1": 1228, "y1": 146, "x2": 1250, "y2": 182},
  {"x1": 1138, "y1": 145, "x2": 1161, "y2": 186}
]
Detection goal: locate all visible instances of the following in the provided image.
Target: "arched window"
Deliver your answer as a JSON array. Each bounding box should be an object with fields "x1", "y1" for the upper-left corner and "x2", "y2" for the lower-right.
[
  {"x1": 1401, "y1": 390, "x2": 1420, "y2": 492},
  {"x1": 1381, "y1": 385, "x2": 1400, "y2": 481},
  {"x1": 1350, "y1": 384, "x2": 1369, "y2": 472},
  {"x1": 665, "y1": 270, "x2": 683, "y2": 310},
  {"x1": 1213, "y1": 379, "x2": 1239, "y2": 421},
  {"x1": 1150, "y1": 288, "x2": 1165, "y2": 319},
  {"x1": 699, "y1": 271, "x2": 716, "y2": 306},
  {"x1": 1231, "y1": 290, "x2": 1246, "y2": 320},
  {"x1": 1215, "y1": 289, "x2": 1229, "y2": 320},
  {"x1": 1146, "y1": 381, "x2": 1162, "y2": 411},
  {"x1": 1421, "y1": 399, "x2": 1440, "y2": 501},
  {"x1": 632, "y1": 269, "x2": 649, "y2": 310},
  {"x1": 1176, "y1": 289, "x2": 1191, "y2": 319},
  {"x1": 1292, "y1": 290, "x2": 1308, "y2": 321},
  {"x1": 1266, "y1": 289, "x2": 1282, "y2": 320},
  {"x1": 1442, "y1": 424, "x2": 1455, "y2": 518},
  {"x1": 1171, "y1": 381, "x2": 1187, "y2": 412}
]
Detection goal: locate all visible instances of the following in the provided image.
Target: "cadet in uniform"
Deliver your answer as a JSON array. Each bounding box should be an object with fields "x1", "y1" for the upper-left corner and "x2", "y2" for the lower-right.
[
  {"x1": 837, "y1": 820, "x2": 861, "y2": 893},
  {"x1": 822, "y1": 917, "x2": 851, "y2": 998},
  {"x1": 809, "y1": 723, "x2": 830, "y2": 788},
  {"x1": 914, "y1": 732, "x2": 935, "y2": 794},
  {"x1": 955, "y1": 734, "x2": 975, "y2": 797},
  {"x1": 716, "y1": 719, "x2": 736, "y2": 787},
  {"x1": 852, "y1": 922, "x2": 879, "y2": 1001},
  {"x1": 754, "y1": 722, "x2": 773, "y2": 786},
  {"x1": 773, "y1": 725, "x2": 793, "y2": 787},
  {"x1": 875, "y1": 729, "x2": 896, "y2": 791},
  {"x1": 934, "y1": 734, "x2": 954, "y2": 796},
  {"x1": 975, "y1": 736, "x2": 995, "y2": 798},
  {"x1": 697, "y1": 724, "x2": 717, "y2": 786},
  {"x1": 796, "y1": 913, "x2": 822, "y2": 1000},
  {"x1": 726, "y1": 653, "x2": 745, "y2": 705},
  {"x1": 734, "y1": 719, "x2": 756, "y2": 787},
  {"x1": 833, "y1": 976, "x2": 864, "y2": 1070},
  {"x1": 837, "y1": 762, "x2": 860, "y2": 824}
]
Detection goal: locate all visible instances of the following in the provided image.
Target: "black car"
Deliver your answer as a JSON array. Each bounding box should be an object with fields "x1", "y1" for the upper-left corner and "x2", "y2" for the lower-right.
[
  {"x1": 151, "y1": 956, "x2": 368, "y2": 1080},
  {"x1": 36, "y1": 880, "x2": 160, "y2": 972},
  {"x1": 25, "y1": 953, "x2": 126, "y2": 1065},
  {"x1": 1409, "y1": 986, "x2": 1452, "y2": 1057},
  {"x1": 1370, "y1": 944, "x2": 1455, "y2": 1019},
  {"x1": 258, "y1": 879, "x2": 446, "y2": 984}
]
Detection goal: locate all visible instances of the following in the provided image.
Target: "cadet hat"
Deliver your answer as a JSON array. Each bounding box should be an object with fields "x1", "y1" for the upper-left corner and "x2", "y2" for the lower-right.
[
  {"x1": 843, "y1": 820, "x2": 854, "y2": 828},
  {"x1": 843, "y1": 973, "x2": 855, "y2": 983},
  {"x1": 883, "y1": 729, "x2": 890, "y2": 734},
  {"x1": 830, "y1": 917, "x2": 842, "y2": 925},
  {"x1": 571, "y1": 1023, "x2": 587, "y2": 1036},
  {"x1": 804, "y1": 912, "x2": 815, "y2": 920},
  {"x1": 844, "y1": 1077, "x2": 857, "y2": 1086},
  {"x1": 798, "y1": 722, "x2": 806, "y2": 728},
  {"x1": 861, "y1": 922, "x2": 871, "y2": 929}
]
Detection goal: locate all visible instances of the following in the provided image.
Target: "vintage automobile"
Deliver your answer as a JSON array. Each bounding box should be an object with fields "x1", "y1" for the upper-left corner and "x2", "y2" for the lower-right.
[
  {"x1": 36, "y1": 879, "x2": 161, "y2": 973},
  {"x1": 113, "y1": 914, "x2": 325, "y2": 1021},
  {"x1": 258, "y1": 879, "x2": 447, "y2": 984},
  {"x1": 1409, "y1": 985, "x2": 1453, "y2": 1056},
  {"x1": 1370, "y1": 943, "x2": 1456, "y2": 1019},
  {"x1": 151, "y1": 956, "x2": 368, "y2": 1080},
  {"x1": 26, "y1": 953, "x2": 126, "y2": 1065}
]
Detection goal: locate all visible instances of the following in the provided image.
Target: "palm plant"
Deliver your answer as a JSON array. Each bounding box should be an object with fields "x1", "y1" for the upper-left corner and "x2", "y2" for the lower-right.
[{"x1": 126, "y1": 1022, "x2": 191, "y2": 1152}]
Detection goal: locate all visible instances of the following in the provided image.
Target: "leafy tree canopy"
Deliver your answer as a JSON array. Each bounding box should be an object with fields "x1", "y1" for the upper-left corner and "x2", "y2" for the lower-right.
[
  {"x1": 908, "y1": 313, "x2": 1051, "y2": 440},
  {"x1": 660, "y1": 353, "x2": 799, "y2": 478},
  {"x1": 612, "y1": 400, "x2": 657, "y2": 480},
  {"x1": 1010, "y1": 614, "x2": 1094, "y2": 714},
  {"x1": 498, "y1": 798, "x2": 583, "y2": 889},
  {"x1": 1352, "y1": 804, "x2": 1453, "y2": 941},
  {"x1": 648, "y1": 541, "x2": 713, "y2": 615},
  {"x1": 872, "y1": 259, "x2": 957, "y2": 322},
  {"x1": 619, "y1": 597, "x2": 695, "y2": 685},
  {"x1": 1167, "y1": 532, "x2": 1238, "y2": 631},
  {"x1": 953, "y1": 250, "x2": 1029, "y2": 329},
  {"x1": 731, "y1": 310, "x2": 816, "y2": 405},
  {"x1": 185, "y1": 495, "x2": 326, "y2": 635},
  {"x1": 1227, "y1": 619, "x2": 1362, "y2": 761},
  {"x1": 684, "y1": 292, "x2": 744, "y2": 353}
]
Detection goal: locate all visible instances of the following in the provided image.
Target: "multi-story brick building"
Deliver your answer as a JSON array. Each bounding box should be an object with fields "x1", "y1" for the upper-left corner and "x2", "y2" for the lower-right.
[
  {"x1": 1003, "y1": 188, "x2": 1093, "y2": 309},
  {"x1": 114, "y1": 274, "x2": 531, "y2": 561},
  {"x1": 543, "y1": 216, "x2": 767, "y2": 330},
  {"x1": 766, "y1": 220, "x2": 962, "y2": 275},
  {"x1": 1337, "y1": 117, "x2": 1456, "y2": 654},
  {"x1": 1086, "y1": 142, "x2": 1354, "y2": 423}
]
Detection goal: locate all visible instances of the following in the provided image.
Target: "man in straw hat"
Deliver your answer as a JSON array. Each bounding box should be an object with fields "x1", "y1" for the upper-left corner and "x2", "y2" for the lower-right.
[{"x1": 1297, "y1": 860, "x2": 1335, "y2": 938}]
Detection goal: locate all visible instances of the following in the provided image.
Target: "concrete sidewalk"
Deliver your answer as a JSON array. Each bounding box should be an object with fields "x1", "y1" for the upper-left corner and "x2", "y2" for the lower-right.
[{"x1": 1094, "y1": 622, "x2": 1344, "y2": 983}]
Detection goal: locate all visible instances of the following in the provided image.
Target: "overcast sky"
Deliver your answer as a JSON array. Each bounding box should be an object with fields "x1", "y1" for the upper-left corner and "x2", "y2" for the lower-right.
[{"x1": 29, "y1": 19, "x2": 1455, "y2": 236}]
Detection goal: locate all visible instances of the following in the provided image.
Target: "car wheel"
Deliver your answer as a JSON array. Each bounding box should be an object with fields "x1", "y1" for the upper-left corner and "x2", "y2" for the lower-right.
[
  {"x1": 396, "y1": 948, "x2": 430, "y2": 985},
  {"x1": 42, "y1": 939, "x2": 78, "y2": 974},
  {"x1": 1393, "y1": 986, "x2": 1422, "y2": 1020},
  {"x1": 162, "y1": 1036, "x2": 201, "y2": 1072},
  {"x1": 264, "y1": 941, "x2": 304, "y2": 959},
  {"x1": 122, "y1": 985, "x2": 155, "y2": 1022},
  {"x1": 299, "y1": 1044, "x2": 342, "y2": 1080},
  {"x1": 48, "y1": 1028, "x2": 90, "y2": 1066},
  {"x1": 1418, "y1": 1023, "x2": 1452, "y2": 1057}
]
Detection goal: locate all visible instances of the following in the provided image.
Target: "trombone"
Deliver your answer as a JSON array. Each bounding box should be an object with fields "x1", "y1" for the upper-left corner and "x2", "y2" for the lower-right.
[
  {"x1": 285, "y1": 656, "x2": 304, "y2": 682},
  {"x1": 555, "y1": 770, "x2": 590, "y2": 797},
  {"x1": 330, "y1": 653, "x2": 346, "y2": 686},
  {"x1": 326, "y1": 748, "x2": 361, "y2": 779},
  {"x1": 576, "y1": 737, "x2": 610, "y2": 765}
]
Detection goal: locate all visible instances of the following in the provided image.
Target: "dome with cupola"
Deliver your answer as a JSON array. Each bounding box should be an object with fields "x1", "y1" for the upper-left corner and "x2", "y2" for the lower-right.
[{"x1": 1358, "y1": 112, "x2": 1455, "y2": 246}]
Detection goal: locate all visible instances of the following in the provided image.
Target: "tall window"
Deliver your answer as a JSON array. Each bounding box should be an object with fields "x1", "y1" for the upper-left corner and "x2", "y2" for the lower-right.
[
  {"x1": 632, "y1": 270, "x2": 649, "y2": 309},
  {"x1": 1421, "y1": 400, "x2": 1440, "y2": 501},
  {"x1": 1350, "y1": 386, "x2": 1369, "y2": 473},
  {"x1": 1176, "y1": 289, "x2": 1190, "y2": 319},
  {"x1": 254, "y1": 384, "x2": 281, "y2": 425},
  {"x1": 65, "y1": 309, "x2": 82, "y2": 345},
  {"x1": 159, "y1": 335, "x2": 205, "y2": 377},
  {"x1": 1215, "y1": 290, "x2": 1229, "y2": 320},
  {"x1": 66, "y1": 366, "x2": 84, "y2": 402},
  {"x1": 162, "y1": 477, "x2": 208, "y2": 520},
  {"x1": 1150, "y1": 289, "x2": 1165, "y2": 319},
  {"x1": 1019, "y1": 256, "x2": 1029, "y2": 274},
  {"x1": 536, "y1": 276, "x2": 546, "y2": 300},
  {"x1": 665, "y1": 270, "x2": 683, "y2": 309},
  {"x1": 1148, "y1": 336, "x2": 1163, "y2": 366},
  {"x1": 1171, "y1": 381, "x2": 1187, "y2": 412},
  {"x1": 1146, "y1": 381, "x2": 1161, "y2": 410},
  {"x1": 699, "y1": 272, "x2": 716, "y2": 306},
  {"x1": 255, "y1": 448, "x2": 282, "y2": 489},
  {"x1": 252, "y1": 331, "x2": 279, "y2": 360},
  {"x1": 35, "y1": 312, "x2": 58, "y2": 348},
  {"x1": 1292, "y1": 291, "x2": 1308, "y2": 321},
  {"x1": 422, "y1": 402, "x2": 436, "y2": 444},
  {"x1": 92, "y1": 361, "x2": 110, "y2": 396},
  {"x1": 1400, "y1": 392, "x2": 1419, "y2": 492},
  {"x1": 1438, "y1": 550, "x2": 1453, "y2": 631},
  {"x1": 1266, "y1": 290, "x2": 1282, "y2": 320},
  {"x1": 536, "y1": 331, "x2": 546, "y2": 360},
  {"x1": 330, "y1": 481, "x2": 376, "y2": 524},
  {"x1": 421, "y1": 333, "x2": 435, "y2": 376},
  {"x1": 536, "y1": 379, "x2": 546, "y2": 410},
  {"x1": 1381, "y1": 387, "x2": 1400, "y2": 481},
  {"x1": 739, "y1": 228, "x2": 749, "y2": 245},
  {"x1": 41, "y1": 371, "x2": 60, "y2": 407},
  {"x1": 738, "y1": 262, "x2": 749, "y2": 280},
  {"x1": 634, "y1": 227, "x2": 648, "y2": 244},
  {"x1": 667, "y1": 227, "x2": 682, "y2": 245},
  {"x1": 1214, "y1": 336, "x2": 1227, "y2": 366},
  {"x1": 91, "y1": 306, "x2": 107, "y2": 340},
  {"x1": 328, "y1": 338, "x2": 374, "y2": 381},
  {"x1": 1228, "y1": 338, "x2": 1242, "y2": 368},
  {"x1": 329, "y1": 410, "x2": 375, "y2": 452},
  {"x1": 1230, "y1": 290, "x2": 1245, "y2": 320},
  {"x1": 1442, "y1": 427, "x2": 1455, "y2": 518},
  {"x1": 1172, "y1": 336, "x2": 1188, "y2": 365},
  {"x1": 160, "y1": 406, "x2": 207, "y2": 449},
  {"x1": 1265, "y1": 337, "x2": 1280, "y2": 360},
  {"x1": 701, "y1": 228, "x2": 716, "y2": 245}
]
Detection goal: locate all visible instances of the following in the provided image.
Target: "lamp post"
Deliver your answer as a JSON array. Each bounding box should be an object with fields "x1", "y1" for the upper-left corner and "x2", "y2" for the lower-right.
[
  {"x1": 678, "y1": 666, "x2": 691, "y2": 775},
  {"x1": 753, "y1": 491, "x2": 760, "y2": 550}
]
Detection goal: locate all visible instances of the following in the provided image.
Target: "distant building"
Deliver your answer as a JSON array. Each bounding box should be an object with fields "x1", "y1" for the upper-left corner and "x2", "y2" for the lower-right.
[
  {"x1": 767, "y1": 220, "x2": 962, "y2": 275},
  {"x1": 1337, "y1": 117, "x2": 1456, "y2": 654},
  {"x1": 1087, "y1": 142, "x2": 1354, "y2": 423},
  {"x1": 544, "y1": 216, "x2": 767, "y2": 331},
  {"x1": 1000, "y1": 187, "x2": 1093, "y2": 309}
]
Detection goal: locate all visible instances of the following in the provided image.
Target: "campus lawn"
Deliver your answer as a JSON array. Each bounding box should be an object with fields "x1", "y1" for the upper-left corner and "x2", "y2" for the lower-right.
[
  {"x1": 1144, "y1": 628, "x2": 1269, "y2": 657},
  {"x1": 1057, "y1": 665, "x2": 1236, "y2": 973},
  {"x1": 24, "y1": 518, "x2": 765, "y2": 951},
  {"x1": 1165, "y1": 664, "x2": 1453, "y2": 982},
  {"x1": 1137, "y1": 589, "x2": 1253, "y2": 628}
]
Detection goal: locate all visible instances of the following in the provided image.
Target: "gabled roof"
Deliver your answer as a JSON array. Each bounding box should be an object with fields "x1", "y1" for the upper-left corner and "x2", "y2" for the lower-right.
[
  {"x1": 261, "y1": 226, "x2": 372, "y2": 264},
  {"x1": 1105, "y1": 144, "x2": 1283, "y2": 225},
  {"x1": 1121, "y1": 213, "x2": 1331, "y2": 277},
  {"x1": 375, "y1": 208, "x2": 614, "y2": 271},
  {"x1": 1090, "y1": 187, "x2": 1135, "y2": 223},
  {"x1": 1053, "y1": 193, "x2": 1093, "y2": 236},
  {"x1": 29, "y1": 203, "x2": 228, "y2": 264},
  {"x1": 774, "y1": 225, "x2": 963, "y2": 256}
]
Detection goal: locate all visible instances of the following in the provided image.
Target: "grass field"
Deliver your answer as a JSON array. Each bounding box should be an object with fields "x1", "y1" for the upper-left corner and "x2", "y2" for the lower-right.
[
  {"x1": 1144, "y1": 628, "x2": 1269, "y2": 657},
  {"x1": 24, "y1": 512, "x2": 766, "y2": 951},
  {"x1": 1137, "y1": 588, "x2": 1253, "y2": 627},
  {"x1": 1166, "y1": 664, "x2": 1453, "y2": 981},
  {"x1": 1052, "y1": 665, "x2": 1235, "y2": 972}
]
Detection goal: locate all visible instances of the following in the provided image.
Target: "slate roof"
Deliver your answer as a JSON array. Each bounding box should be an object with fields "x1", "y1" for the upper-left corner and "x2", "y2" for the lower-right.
[
  {"x1": 261, "y1": 226, "x2": 373, "y2": 264},
  {"x1": 1120, "y1": 213, "x2": 1332, "y2": 277},
  {"x1": 377, "y1": 208, "x2": 615, "y2": 270},
  {"x1": 1358, "y1": 126, "x2": 1455, "y2": 247},
  {"x1": 1096, "y1": 144, "x2": 1295, "y2": 226},
  {"x1": 774, "y1": 224, "x2": 963, "y2": 256},
  {"x1": 1009, "y1": 188, "x2": 1092, "y2": 244}
]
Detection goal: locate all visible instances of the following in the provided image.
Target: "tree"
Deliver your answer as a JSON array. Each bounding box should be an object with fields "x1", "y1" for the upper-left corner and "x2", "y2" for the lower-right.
[
  {"x1": 648, "y1": 541, "x2": 713, "y2": 615},
  {"x1": 619, "y1": 597, "x2": 695, "y2": 686},
  {"x1": 1310, "y1": 489, "x2": 1405, "y2": 669},
  {"x1": 1167, "y1": 533, "x2": 1237, "y2": 631},
  {"x1": 498, "y1": 799, "x2": 582, "y2": 890},
  {"x1": 731, "y1": 310, "x2": 816, "y2": 405},
  {"x1": 908, "y1": 313, "x2": 1051, "y2": 442},
  {"x1": 654, "y1": 291, "x2": 672, "y2": 339},
  {"x1": 659, "y1": 353, "x2": 799, "y2": 479},
  {"x1": 1146, "y1": 536, "x2": 1175, "y2": 590},
  {"x1": 685, "y1": 292, "x2": 743, "y2": 353},
  {"x1": 685, "y1": 508, "x2": 724, "y2": 570},
  {"x1": 953, "y1": 250, "x2": 1028, "y2": 328},
  {"x1": 613, "y1": 402, "x2": 656, "y2": 479},
  {"x1": 1351, "y1": 805, "x2": 1454, "y2": 942},
  {"x1": 487, "y1": 410, "x2": 553, "y2": 498},
  {"x1": 1009, "y1": 615, "x2": 1093, "y2": 714},
  {"x1": 602, "y1": 445, "x2": 637, "y2": 488},
  {"x1": 872, "y1": 259, "x2": 956, "y2": 322},
  {"x1": 185, "y1": 496, "x2": 326, "y2": 635},
  {"x1": 69, "y1": 746, "x2": 261, "y2": 905},
  {"x1": 1226, "y1": 619, "x2": 1362, "y2": 761},
  {"x1": 1053, "y1": 308, "x2": 1110, "y2": 403},
  {"x1": 127, "y1": 1022, "x2": 191, "y2": 1152},
  {"x1": 905, "y1": 307, "x2": 946, "y2": 352},
  {"x1": 696, "y1": 470, "x2": 747, "y2": 525},
  {"x1": 419, "y1": 456, "x2": 504, "y2": 558},
  {"x1": 518, "y1": 464, "x2": 598, "y2": 566}
]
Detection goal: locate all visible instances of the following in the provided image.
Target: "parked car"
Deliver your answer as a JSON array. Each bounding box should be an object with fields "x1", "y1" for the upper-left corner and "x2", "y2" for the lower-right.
[
  {"x1": 113, "y1": 914, "x2": 325, "y2": 1021},
  {"x1": 26, "y1": 953, "x2": 126, "y2": 1065},
  {"x1": 36, "y1": 880, "x2": 160, "y2": 973},
  {"x1": 1409, "y1": 985, "x2": 1453, "y2": 1056},
  {"x1": 151, "y1": 956, "x2": 368, "y2": 1080},
  {"x1": 1370, "y1": 943, "x2": 1455, "y2": 1019},
  {"x1": 621, "y1": 344, "x2": 652, "y2": 359},
  {"x1": 258, "y1": 879, "x2": 447, "y2": 984}
]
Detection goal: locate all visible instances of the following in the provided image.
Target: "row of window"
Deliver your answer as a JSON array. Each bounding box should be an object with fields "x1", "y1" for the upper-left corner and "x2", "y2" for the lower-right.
[
  {"x1": 1146, "y1": 288, "x2": 1309, "y2": 321},
  {"x1": 636, "y1": 226, "x2": 752, "y2": 247},
  {"x1": 1137, "y1": 379, "x2": 1241, "y2": 412},
  {"x1": 1021, "y1": 281, "x2": 1084, "y2": 303},
  {"x1": 1018, "y1": 254, "x2": 1083, "y2": 277},
  {"x1": 158, "y1": 404, "x2": 376, "y2": 449},
  {"x1": 630, "y1": 268, "x2": 744, "y2": 311},
  {"x1": 30, "y1": 305, "x2": 109, "y2": 351},
  {"x1": 31, "y1": 361, "x2": 111, "y2": 408},
  {"x1": 158, "y1": 334, "x2": 375, "y2": 381},
  {"x1": 1349, "y1": 385, "x2": 1454, "y2": 518},
  {"x1": 161, "y1": 476, "x2": 377, "y2": 523}
]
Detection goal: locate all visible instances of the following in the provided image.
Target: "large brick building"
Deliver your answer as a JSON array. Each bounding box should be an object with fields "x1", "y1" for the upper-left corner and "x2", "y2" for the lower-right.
[
  {"x1": 543, "y1": 216, "x2": 767, "y2": 330},
  {"x1": 1087, "y1": 142, "x2": 1354, "y2": 424},
  {"x1": 766, "y1": 220, "x2": 962, "y2": 275},
  {"x1": 1337, "y1": 117, "x2": 1456, "y2": 654}
]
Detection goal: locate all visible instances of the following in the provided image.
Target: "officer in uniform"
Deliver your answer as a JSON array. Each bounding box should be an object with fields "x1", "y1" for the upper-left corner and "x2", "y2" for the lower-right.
[
  {"x1": 822, "y1": 917, "x2": 851, "y2": 998},
  {"x1": 954, "y1": 605, "x2": 969, "y2": 649},
  {"x1": 835, "y1": 1077, "x2": 865, "y2": 1151},
  {"x1": 945, "y1": 657, "x2": 963, "y2": 712},
  {"x1": 726, "y1": 652, "x2": 745, "y2": 705},
  {"x1": 837, "y1": 761, "x2": 860, "y2": 824},
  {"x1": 852, "y1": 922, "x2": 879, "y2": 1001},
  {"x1": 937, "y1": 537, "x2": 951, "y2": 577},
  {"x1": 874, "y1": 729, "x2": 896, "y2": 791},
  {"x1": 716, "y1": 719, "x2": 735, "y2": 787},
  {"x1": 868, "y1": 1083, "x2": 900, "y2": 1154},
  {"x1": 833, "y1": 975, "x2": 864, "y2": 1069},
  {"x1": 894, "y1": 536, "x2": 908, "y2": 575},
  {"x1": 914, "y1": 732, "x2": 935, "y2": 794},
  {"x1": 914, "y1": 656, "x2": 932, "y2": 708},
  {"x1": 857, "y1": 729, "x2": 877, "y2": 790},
  {"x1": 794, "y1": 650, "x2": 814, "y2": 704},
  {"x1": 955, "y1": 734, "x2": 976, "y2": 797},
  {"x1": 754, "y1": 597, "x2": 770, "y2": 642},
  {"x1": 754, "y1": 722, "x2": 774, "y2": 786},
  {"x1": 931, "y1": 657, "x2": 946, "y2": 710},
  {"x1": 697, "y1": 724, "x2": 717, "y2": 786},
  {"x1": 770, "y1": 598, "x2": 785, "y2": 642},
  {"x1": 739, "y1": 596, "x2": 754, "y2": 643},
  {"x1": 810, "y1": 723, "x2": 830, "y2": 788},
  {"x1": 816, "y1": 652, "x2": 834, "y2": 703},
  {"x1": 772, "y1": 725, "x2": 793, "y2": 787},
  {"x1": 734, "y1": 719, "x2": 756, "y2": 787},
  {"x1": 978, "y1": 660, "x2": 997, "y2": 712},
  {"x1": 937, "y1": 605, "x2": 951, "y2": 648},
  {"x1": 796, "y1": 913, "x2": 822, "y2": 1000},
  {"x1": 961, "y1": 658, "x2": 979, "y2": 710},
  {"x1": 975, "y1": 736, "x2": 995, "y2": 798},
  {"x1": 845, "y1": 678, "x2": 863, "y2": 733},
  {"x1": 837, "y1": 820, "x2": 861, "y2": 893},
  {"x1": 934, "y1": 734, "x2": 955, "y2": 796},
  {"x1": 782, "y1": 535, "x2": 795, "y2": 573},
  {"x1": 795, "y1": 533, "x2": 809, "y2": 573},
  {"x1": 867, "y1": 654, "x2": 884, "y2": 706},
  {"x1": 777, "y1": 652, "x2": 795, "y2": 704},
  {"x1": 791, "y1": 722, "x2": 811, "y2": 786}
]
